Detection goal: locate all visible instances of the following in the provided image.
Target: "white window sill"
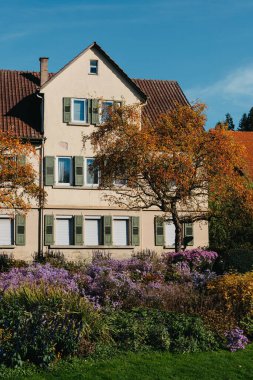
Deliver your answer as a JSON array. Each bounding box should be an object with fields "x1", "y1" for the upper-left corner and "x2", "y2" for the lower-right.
[
  {"x1": 49, "y1": 245, "x2": 135, "y2": 249},
  {"x1": 52, "y1": 185, "x2": 100, "y2": 189},
  {"x1": 67, "y1": 122, "x2": 90, "y2": 126},
  {"x1": 0, "y1": 245, "x2": 15, "y2": 249}
]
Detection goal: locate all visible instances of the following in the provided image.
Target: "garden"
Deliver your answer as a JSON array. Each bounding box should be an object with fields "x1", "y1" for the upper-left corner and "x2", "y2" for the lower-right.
[{"x1": 0, "y1": 248, "x2": 253, "y2": 378}]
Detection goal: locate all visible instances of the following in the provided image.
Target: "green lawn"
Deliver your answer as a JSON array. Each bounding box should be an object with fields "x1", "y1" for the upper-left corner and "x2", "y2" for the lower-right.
[{"x1": 2, "y1": 346, "x2": 253, "y2": 380}]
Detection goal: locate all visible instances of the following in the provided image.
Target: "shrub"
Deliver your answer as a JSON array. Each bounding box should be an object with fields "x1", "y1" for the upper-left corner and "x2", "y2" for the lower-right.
[
  {"x1": 224, "y1": 249, "x2": 253, "y2": 273},
  {"x1": 225, "y1": 328, "x2": 249, "y2": 352},
  {"x1": 207, "y1": 272, "x2": 253, "y2": 322},
  {"x1": 0, "y1": 253, "x2": 27, "y2": 273},
  {"x1": 0, "y1": 284, "x2": 104, "y2": 367},
  {"x1": 104, "y1": 308, "x2": 219, "y2": 353}
]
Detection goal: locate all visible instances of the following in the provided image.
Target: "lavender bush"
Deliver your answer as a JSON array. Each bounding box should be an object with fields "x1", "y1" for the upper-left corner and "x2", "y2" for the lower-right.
[{"x1": 225, "y1": 328, "x2": 249, "y2": 352}]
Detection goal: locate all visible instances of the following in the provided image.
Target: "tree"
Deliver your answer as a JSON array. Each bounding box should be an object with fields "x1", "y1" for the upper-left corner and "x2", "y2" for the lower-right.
[
  {"x1": 0, "y1": 132, "x2": 44, "y2": 210},
  {"x1": 225, "y1": 113, "x2": 235, "y2": 130},
  {"x1": 238, "y1": 113, "x2": 249, "y2": 131},
  {"x1": 84, "y1": 103, "x2": 253, "y2": 252},
  {"x1": 247, "y1": 107, "x2": 253, "y2": 131}
]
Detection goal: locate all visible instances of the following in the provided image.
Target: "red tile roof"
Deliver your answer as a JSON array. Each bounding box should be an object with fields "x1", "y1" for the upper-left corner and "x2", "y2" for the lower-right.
[
  {"x1": 0, "y1": 70, "x2": 188, "y2": 139},
  {"x1": 132, "y1": 79, "x2": 189, "y2": 123},
  {"x1": 232, "y1": 132, "x2": 253, "y2": 178}
]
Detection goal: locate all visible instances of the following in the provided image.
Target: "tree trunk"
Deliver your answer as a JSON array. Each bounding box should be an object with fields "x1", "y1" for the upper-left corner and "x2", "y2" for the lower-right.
[{"x1": 171, "y1": 201, "x2": 183, "y2": 252}]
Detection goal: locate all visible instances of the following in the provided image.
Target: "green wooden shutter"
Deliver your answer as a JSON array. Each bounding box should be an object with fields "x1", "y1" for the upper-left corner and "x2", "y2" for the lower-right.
[
  {"x1": 17, "y1": 155, "x2": 26, "y2": 166},
  {"x1": 44, "y1": 215, "x2": 54, "y2": 245},
  {"x1": 44, "y1": 156, "x2": 55, "y2": 186},
  {"x1": 74, "y1": 215, "x2": 83, "y2": 245},
  {"x1": 74, "y1": 156, "x2": 84, "y2": 186},
  {"x1": 63, "y1": 98, "x2": 71, "y2": 123},
  {"x1": 131, "y1": 216, "x2": 140, "y2": 246},
  {"x1": 91, "y1": 99, "x2": 99, "y2": 125},
  {"x1": 103, "y1": 216, "x2": 112, "y2": 246},
  {"x1": 15, "y1": 214, "x2": 26, "y2": 246},
  {"x1": 155, "y1": 217, "x2": 164, "y2": 246},
  {"x1": 88, "y1": 99, "x2": 92, "y2": 124},
  {"x1": 184, "y1": 222, "x2": 193, "y2": 246}
]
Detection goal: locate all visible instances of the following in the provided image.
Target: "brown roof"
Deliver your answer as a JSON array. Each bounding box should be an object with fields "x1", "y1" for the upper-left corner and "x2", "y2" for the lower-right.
[
  {"x1": 132, "y1": 79, "x2": 189, "y2": 123},
  {"x1": 0, "y1": 70, "x2": 188, "y2": 139},
  {"x1": 231, "y1": 132, "x2": 253, "y2": 179},
  {"x1": 0, "y1": 70, "x2": 42, "y2": 139}
]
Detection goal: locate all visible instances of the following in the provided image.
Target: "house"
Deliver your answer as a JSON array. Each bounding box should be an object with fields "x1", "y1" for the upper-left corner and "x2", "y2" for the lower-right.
[{"x1": 0, "y1": 42, "x2": 209, "y2": 260}]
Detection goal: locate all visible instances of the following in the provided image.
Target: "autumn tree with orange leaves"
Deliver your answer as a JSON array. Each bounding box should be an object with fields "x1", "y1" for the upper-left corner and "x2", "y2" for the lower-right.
[
  {"x1": 0, "y1": 133, "x2": 44, "y2": 210},
  {"x1": 84, "y1": 103, "x2": 253, "y2": 252}
]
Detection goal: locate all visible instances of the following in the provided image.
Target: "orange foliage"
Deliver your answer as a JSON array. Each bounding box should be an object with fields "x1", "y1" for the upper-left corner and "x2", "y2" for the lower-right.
[{"x1": 0, "y1": 132, "x2": 44, "y2": 210}]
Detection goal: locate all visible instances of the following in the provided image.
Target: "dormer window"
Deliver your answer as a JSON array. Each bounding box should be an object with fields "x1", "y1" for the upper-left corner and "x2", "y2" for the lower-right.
[
  {"x1": 90, "y1": 60, "x2": 98, "y2": 74},
  {"x1": 71, "y1": 99, "x2": 88, "y2": 123}
]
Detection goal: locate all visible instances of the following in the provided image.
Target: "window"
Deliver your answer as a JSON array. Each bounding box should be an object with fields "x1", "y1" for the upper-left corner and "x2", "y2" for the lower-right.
[
  {"x1": 71, "y1": 98, "x2": 88, "y2": 123},
  {"x1": 86, "y1": 158, "x2": 99, "y2": 185},
  {"x1": 85, "y1": 217, "x2": 102, "y2": 245},
  {"x1": 57, "y1": 157, "x2": 72, "y2": 185},
  {"x1": 0, "y1": 218, "x2": 13, "y2": 246},
  {"x1": 101, "y1": 101, "x2": 113, "y2": 123},
  {"x1": 113, "y1": 217, "x2": 129, "y2": 246},
  {"x1": 164, "y1": 221, "x2": 175, "y2": 248},
  {"x1": 90, "y1": 60, "x2": 98, "y2": 74},
  {"x1": 55, "y1": 217, "x2": 73, "y2": 245}
]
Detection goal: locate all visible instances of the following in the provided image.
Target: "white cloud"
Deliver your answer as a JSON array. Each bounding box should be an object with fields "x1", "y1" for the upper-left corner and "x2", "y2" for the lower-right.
[{"x1": 0, "y1": 31, "x2": 28, "y2": 42}]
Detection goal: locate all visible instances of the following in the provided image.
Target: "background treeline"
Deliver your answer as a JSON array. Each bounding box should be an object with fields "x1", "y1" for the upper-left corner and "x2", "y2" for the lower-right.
[{"x1": 219, "y1": 107, "x2": 253, "y2": 131}]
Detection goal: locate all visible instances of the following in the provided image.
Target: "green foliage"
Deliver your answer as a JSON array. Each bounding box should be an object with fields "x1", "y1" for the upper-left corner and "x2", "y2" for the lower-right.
[
  {"x1": 225, "y1": 249, "x2": 253, "y2": 273},
  {"x1": 238, "y1": 108, "x2": 253, "y2": 131},
  {"x1": 0, "y1": 284, "x2": 103, "y2": 367},
  {"x1": 225, "y1": 113, "x2": 235, "y2": 130},
  {"x1": 105, "y1": 308, "x2": 219, "y2": 353},
  {"x1": 0, "y1": 253, "x2": 27, "y2": 273},
  {"x1": 33, "y1": 250, "x2": 87, "y2": 272}
]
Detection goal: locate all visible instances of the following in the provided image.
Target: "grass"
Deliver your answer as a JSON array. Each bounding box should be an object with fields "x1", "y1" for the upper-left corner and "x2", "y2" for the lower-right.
[{"x1": 1, "y1": 346, "x2": 253, "y2": 380}]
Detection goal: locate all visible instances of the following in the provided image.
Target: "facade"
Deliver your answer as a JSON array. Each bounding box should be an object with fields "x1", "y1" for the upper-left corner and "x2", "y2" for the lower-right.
[{"x1": 0, "y1": 42, "x2": 208, "y2": 261}]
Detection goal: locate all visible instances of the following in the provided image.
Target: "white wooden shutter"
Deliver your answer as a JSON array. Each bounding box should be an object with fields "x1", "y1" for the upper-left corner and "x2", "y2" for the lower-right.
[
  {"x1": 165, "y1": 221, "x2": 176, "y2": 247},
  {"x1": 55, "y1": 218, "x2": 72, "y2": 245},
  {"x1": 113, "y1": 219, "x2": 129, "y2": 246},
  {"x1": 0, "y1": 218, "x2": 12, "y2": 245},
  {"x1": 85, "y1": 219, "x2": 100, "y2": 245}
]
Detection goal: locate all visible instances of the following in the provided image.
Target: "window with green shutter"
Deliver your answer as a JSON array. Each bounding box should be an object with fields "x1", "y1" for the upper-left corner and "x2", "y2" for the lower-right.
[
  {"x1": 184, "y1": 222, "x2": 194, "y2": 246},
  {"x1": 74, "y1": 215, "x2": 83, "y2": 245},
  {"x1": 131, "y1": 216, "x2": 140, "y2": 246},
  {"x1": 44, "y1": 215, "x2": 54, "y2": 245},
  {"x1": 74, "y1": 156, "x2": 84, "y2": 186},
  {"x1": 44, "y1": 156, "x2": 55, "y2": 186},
  {"x1": 15, "y1": 214, "x2": 26, "y2": 246},
  {"x1": 91, "y1": 99, "x2": 100, "y2": 124},
  {"x1": 103, "y1": 216, "x2": 112, "y2": 246},
  {"x1": 155, "y1": 216, "x2": 164, "y2": 246}
]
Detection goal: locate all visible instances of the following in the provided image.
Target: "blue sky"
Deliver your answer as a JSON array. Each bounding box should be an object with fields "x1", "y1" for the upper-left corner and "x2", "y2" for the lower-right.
[{"x1": 1, "y1": 0, "x2": 253, "y2": 129}]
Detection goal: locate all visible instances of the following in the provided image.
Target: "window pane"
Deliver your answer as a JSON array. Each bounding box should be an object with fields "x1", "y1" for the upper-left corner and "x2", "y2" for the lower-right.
[
  {"x1": 101, "y1": 101, "x2": 113, "y2": 123},
  {"x1": 113, "y1": 219, "x2": 129, "y2": 246},
  {"x1": 165, "y1": 221, "x2": 175, "y2": 247},
  {"x1": 58, "y1": 158, "x2": 71, "y2": 184},
  {"x1": 0, "y1": 219, "x2": 12, "y2": 245},
  {"x1": 90, "y1": 60, "x2": 98, "y2": 74},
  {"x1": 85, "y1": 219, "x2": 100, "y2": 245},
  {"x1": 56, "y1": 218, "x2": 73, "y2": 245},
  {"x1": 86, "y1": 159, "x2": 99, "y2": 185},
  {"x1": 73, "y1": 100, "x2": 86, "y2": 121}
]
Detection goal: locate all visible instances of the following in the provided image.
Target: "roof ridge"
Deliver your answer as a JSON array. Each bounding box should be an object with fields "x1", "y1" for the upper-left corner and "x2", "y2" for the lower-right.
[{"x1": 132, "y1": 78, "x2": 178, "y2": 83}]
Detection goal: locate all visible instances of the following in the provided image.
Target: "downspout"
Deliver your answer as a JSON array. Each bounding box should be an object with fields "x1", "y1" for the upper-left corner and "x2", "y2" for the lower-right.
[{"x1": 36, "y1": 92, "x2": 45, "y2": 259}]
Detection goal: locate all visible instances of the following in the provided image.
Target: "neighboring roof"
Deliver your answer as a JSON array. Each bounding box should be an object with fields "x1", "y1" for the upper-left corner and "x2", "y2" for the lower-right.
[
  {"x1": 232, "y1": 132, "x2": 253, "y2": 178},
  {"x1": 133, "y1": 79, "x2": 189, "y2": 123},
  {"x1": 0, "y1": 70, "x2": 42, "y2": 139},
  {"x1": 41, "y1": 42, "x2": 147, "y2": 103}
]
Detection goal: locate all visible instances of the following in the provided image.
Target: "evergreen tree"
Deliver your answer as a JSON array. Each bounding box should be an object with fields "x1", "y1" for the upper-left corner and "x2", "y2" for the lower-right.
[
  {"x1": 238, "y1": 113, "x2": 248, "y2": 131},
  {"x1": 247, "y1": 107, "x2": 253, "y2": 131},
  {"x1": 225, "y1": 113, "x2": 235, "y2": 130}
]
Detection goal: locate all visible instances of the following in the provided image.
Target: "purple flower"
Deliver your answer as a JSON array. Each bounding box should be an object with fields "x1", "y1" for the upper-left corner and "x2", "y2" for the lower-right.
[{"x1": 225, "y1": 328, "x2": 249, "y2": 352}]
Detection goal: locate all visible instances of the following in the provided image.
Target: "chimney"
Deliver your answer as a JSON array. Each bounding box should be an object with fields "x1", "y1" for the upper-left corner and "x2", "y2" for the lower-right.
[{"x1": 39, "y1": 57, "x2": 49, "y2": 86}]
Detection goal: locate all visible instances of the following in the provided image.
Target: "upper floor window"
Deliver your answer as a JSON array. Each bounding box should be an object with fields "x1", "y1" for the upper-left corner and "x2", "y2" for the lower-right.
[
  {"x1": 90, "y1": 60, "x2": 98, "y2": 74},
  {"x1": 101, "y1": 101, "x2": 114, "y2": 123},
  {"x1": 86, "y1": 158, "x2": 99, "y2": 186},
  {"x1": 0, "y1": 217, "x2": 13, "y2": 246},
  {"x1": 57, "y1": 157, "x2": 72, "y2": 185},
  {"x1": 71, "y1": 99, "x2": 88, "y2": 123}
]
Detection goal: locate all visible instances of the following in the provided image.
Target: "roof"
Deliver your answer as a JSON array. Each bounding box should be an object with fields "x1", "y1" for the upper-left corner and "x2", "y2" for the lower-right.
[
  {"x1": 133, "y1": 79, "x2": 189, "y2": 123},
  {"x1": 232, "y1": 132, "x2": 253, "y2": 178},
  {"x1": 0, "y1": 70, "x2": 42, "y2": 139},
  {"x1": 0, "y1": 72, "x2": 189, "y2": 140}
]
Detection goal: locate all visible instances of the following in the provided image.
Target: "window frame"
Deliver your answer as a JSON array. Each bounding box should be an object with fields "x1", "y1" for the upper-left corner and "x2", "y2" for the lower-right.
[
  {"x1": 85, "y1": 157, "x2": 100, "y2": 187},
  {"x1": 55, "y1": 215, "x2": 74, "y2": 246},
  {"x1": 71, "y1": 98, "x2": 88, "y2": 124},
  {"x1": 0, "y1": 215, "x2": 14, "y2": 246},
  {"x1": 89, "y1": 59, "x2": 98, "y2": 75},
  {"x1": 112, "y1": 216, "x2": 130, "y2": 246},
  {"x1": 55, "y1": 156, "x2": 73, "y2": 186},
  {"x1": 84, "y1": 216, "x2": 102, "y2": 246}
]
